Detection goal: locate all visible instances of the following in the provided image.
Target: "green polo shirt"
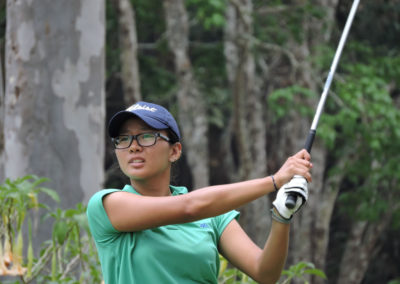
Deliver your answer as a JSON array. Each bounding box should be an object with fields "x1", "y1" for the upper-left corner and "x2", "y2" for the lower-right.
[{"x1": 87, "y1": 184, "x2": 240, "y2": 284}]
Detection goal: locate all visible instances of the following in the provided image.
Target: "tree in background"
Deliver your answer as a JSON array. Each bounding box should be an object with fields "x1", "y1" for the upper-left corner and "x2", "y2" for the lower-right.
[
  {"x1": 104, "y1": 1, "x2": 399, "y2": 283},
  {"x1": 1, "y1": 0, "x2": 105, "y2": 245},
  {"x1": 223, "y1": 0, "x2": 270, "y2": 245},
  {"x1": 258, "y1": 1, "x2": 336, "y2": 279},
  {"x1": 164, "y1": 0, "x2": 210, "y2": 189},
  {"x1": 0, "y1": 43, "x2": 4, "y2": 183},
  {"x1": 112, "y1": 0, "x2": 142, "y2": 105}
]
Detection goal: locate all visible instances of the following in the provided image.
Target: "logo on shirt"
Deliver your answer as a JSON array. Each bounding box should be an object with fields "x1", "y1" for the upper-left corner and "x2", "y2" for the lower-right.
[{"x1": 199, "y1": 223, "x2": 209, "y2": 229}]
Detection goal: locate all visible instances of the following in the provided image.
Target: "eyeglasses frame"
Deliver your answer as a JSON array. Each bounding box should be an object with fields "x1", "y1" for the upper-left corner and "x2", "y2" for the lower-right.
[{"x1": 111, "y1": 132, "x2": 171, "y2": 149}]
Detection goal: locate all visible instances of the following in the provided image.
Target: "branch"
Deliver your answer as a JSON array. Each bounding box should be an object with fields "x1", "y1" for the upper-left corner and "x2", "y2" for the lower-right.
[
  {"x1": 255, "y1": 3, "x2": 306, "y2": 16},
  {"x1": 60, "y1": 255, "x2": 80, "y2": 279},
  {"x1": 228, "y1": 0, "x2": 252, "y2": 29},
  {"x1": 255, "y1": 5, "x2": 291, "y2": 15},
  {"x1": 253, "y1": 37, "x2": 300, "y2": 76},
  {"x1": 23, "y1": 244, "x2": 53, "y2": 283}
]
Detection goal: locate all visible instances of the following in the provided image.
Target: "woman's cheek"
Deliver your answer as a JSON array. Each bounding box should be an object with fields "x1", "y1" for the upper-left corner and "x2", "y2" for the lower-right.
[{"x1": 116, "y1": 153, "x2": 128, "y2": 172}]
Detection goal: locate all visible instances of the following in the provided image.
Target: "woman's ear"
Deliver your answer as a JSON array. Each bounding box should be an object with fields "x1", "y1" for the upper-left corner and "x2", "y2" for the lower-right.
[{"x1": 169, "y1": 142, "x2": 182, "y2": 163}]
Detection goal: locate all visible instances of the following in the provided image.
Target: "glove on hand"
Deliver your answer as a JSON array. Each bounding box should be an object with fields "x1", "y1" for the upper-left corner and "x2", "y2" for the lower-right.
[{"x1": 272, "y1": 175, "x2": 308, "y2": 220}]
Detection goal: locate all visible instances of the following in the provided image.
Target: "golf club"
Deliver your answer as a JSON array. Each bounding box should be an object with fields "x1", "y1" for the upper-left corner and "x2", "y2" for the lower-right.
[{"x1": 285, "y1": 0, "x2": 361, "y2": 209}]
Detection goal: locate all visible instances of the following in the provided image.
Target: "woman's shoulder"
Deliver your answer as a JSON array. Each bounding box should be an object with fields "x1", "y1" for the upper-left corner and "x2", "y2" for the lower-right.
[
  {"x1": 90, "y1": 188, "x2": 121, "y2": 200},
  {"x1": 87, "y1": 188, "x2": 122, "y2": 211}
]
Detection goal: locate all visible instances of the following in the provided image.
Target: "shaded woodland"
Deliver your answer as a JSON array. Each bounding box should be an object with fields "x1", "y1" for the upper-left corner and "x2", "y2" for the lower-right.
[{"x1": 0, "y1": 0, "x2": 399, "y2": 283}]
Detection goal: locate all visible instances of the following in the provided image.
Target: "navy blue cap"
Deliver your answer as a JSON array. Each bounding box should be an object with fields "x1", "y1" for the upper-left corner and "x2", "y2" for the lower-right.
[{"x1": 108, "y1": 101, "x2": 181, "y2": 141}]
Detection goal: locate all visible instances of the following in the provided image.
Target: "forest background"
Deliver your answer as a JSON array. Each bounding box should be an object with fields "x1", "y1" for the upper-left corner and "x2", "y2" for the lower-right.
[{"x1": 0, "y1": 0, "x2": 399, "y2": 283}]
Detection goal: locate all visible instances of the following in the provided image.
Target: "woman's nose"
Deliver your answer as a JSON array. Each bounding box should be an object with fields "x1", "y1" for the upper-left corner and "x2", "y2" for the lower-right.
[{"x1": 128, "y1": 138, "x2": 142, "y2": 153}]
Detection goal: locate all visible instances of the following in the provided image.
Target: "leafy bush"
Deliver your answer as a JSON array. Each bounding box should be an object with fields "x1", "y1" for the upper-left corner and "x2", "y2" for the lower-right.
[
  {"x1": 281, "y1": 261, "x2": 327, "y2": 284},
  {"x1": 218, "y1": 255, "x2": 327, "y2": 284},
  {"x1": 0, "y1": 175, "x2": 102, "y2": 283},
  {"x1": 218, "y1": 254, "x2": 257, "y2": 283}
]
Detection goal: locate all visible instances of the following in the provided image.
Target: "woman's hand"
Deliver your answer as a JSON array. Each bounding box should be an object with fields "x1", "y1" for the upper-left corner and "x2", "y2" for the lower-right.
[{"x1": 273, "y1": 149, "x2": 313, "y2": 189}]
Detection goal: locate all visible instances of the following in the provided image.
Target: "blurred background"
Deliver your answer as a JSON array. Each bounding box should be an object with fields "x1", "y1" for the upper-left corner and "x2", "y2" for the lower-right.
[{"x1": 0, "y1": 0, "x2": 399, "y2": 283}]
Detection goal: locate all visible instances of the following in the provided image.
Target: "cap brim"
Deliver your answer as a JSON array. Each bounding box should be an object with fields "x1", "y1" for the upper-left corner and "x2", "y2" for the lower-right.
[{"x1": 108, "y1": 111, "x2": 169, "y2": 137}]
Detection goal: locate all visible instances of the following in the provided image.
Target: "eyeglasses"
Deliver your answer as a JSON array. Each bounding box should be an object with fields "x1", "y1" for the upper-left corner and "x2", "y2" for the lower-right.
[{"x1": 112, "y1": 132, "x2": 171, "y2": 149}]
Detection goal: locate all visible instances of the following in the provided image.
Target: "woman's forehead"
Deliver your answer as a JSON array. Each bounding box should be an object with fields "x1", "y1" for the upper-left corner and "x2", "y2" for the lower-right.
[
  {"x1": 119, "y1": 117, "x2": 153, "y2": 132},
  {"x1": 118, "y1": 117, "x2": 170, "y2": 136}
]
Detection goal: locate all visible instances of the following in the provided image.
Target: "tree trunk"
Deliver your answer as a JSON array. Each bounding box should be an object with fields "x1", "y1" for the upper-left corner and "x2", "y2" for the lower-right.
[
  {"x1": 224, "y1": 0, "x2": 270, "y2": 246},
  {"x1": 0, "y1": 51, "x2": 4, "y2": 182},
  {"x1": 336, "y1": 172, "x2": 400, "y2": 284},
  {"x1": 337, "y1": 217, "x2": 391, "y2": 284},
  {"x1": 4, "y1": 0, "x2": 105, "y2": 242},
  {"x1": 163, "y1": 0, "x2": 209, "y2": 189},
  {"x1": 114, "y1": 0, "x2": 142, "y2": 105}
]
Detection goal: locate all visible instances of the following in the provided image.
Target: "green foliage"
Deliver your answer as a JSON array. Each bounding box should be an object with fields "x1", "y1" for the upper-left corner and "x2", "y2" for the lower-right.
[
  {"x1": 254, "y1": 1, "x2": 327, "y2": 45},
  {"x1": 207, "y1": 87, "x2": 231, "y2": 128},
  {"x1": 281, "y1": 261, "x2": 327, "y2": 284},
  {"x1": 315, "y1": 42, "x2": 400, "y2": 222},
  {"x1": 218, "y1": 255, "x2": 326, "y2": 284},
  {"x1": 350, "y1": 1, "x2": 400, "y2": 49},
  {"x1": 267, "y1": 38, "x2": 400, "y2": 225},
  {"x1": 391, "y1": 209, "x2": 400, "y2": 230},
  {"x1": 106, "y1": 0, "x2": 231, "y2": 129},
  {"x1": 105, "y1": 0, "x2": 121, "y2": 79},
  {"x1": 218, "y1": 255, "x2": 257, "y2": 283},
  {"x1": 268, "y1": 85, "x2": 317, "y2": 120},
  {"x1": 0, "y1": 175, "x2": 59, "y2": 233},
  {"x1": 131, "y1": 0, "x2": 166, "y2": 41},
  {"x1": 0, "y1": 176, "x2": 101, "y2": 283},
  {"x1": 186, "y1": 0, "x2": 227, "y2": 30},
  {"x1": 0, "y1": 176, "x2": 58, "y2": 279},
  {"x1": 107, "y1": 0, "x2": 173, "y2": 94}
]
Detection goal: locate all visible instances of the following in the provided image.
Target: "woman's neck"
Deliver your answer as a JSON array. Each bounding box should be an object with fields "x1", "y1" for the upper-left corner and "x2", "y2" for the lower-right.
[{"x1": 130, "y1": 177, "x2": 172, "y2": 197}]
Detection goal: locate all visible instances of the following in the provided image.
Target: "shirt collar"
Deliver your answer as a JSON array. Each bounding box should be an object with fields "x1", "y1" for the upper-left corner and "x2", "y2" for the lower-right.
[{"x1": 122, "y1": 184, "x2": 188, "y2": 196}]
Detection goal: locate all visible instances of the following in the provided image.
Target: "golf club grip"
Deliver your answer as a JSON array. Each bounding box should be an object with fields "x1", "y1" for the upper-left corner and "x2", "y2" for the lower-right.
[
  {"x1": 285, "y1": 194, "x2": 297, "y2": 209},
  {"x1": 285, "y1": 130, "x2": 316, "y2": 208},
  {"x1": 304, "y1": 129, "x2": 316, "y2": 153}
]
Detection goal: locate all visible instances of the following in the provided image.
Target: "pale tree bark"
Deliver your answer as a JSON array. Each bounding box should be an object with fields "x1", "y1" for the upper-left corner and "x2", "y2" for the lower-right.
[
  {"x1": 0, "y1": 52, "x2": 4, "y2": 182},
  {"x1": 224, "y1": 0, "x2": 270, "y2": 246},
  {"x1": 113, "y1": 0, "x2": 142, "y2": 105},
  {"x1": 163, "y1": 0, "x2": 209, "y2": 189},
  {"x1": 4, "y1": 0, "x2": 105, "y2": 241}
]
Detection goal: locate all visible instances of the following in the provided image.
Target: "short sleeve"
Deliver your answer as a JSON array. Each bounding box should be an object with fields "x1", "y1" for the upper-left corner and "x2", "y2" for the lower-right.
[
  {"x1": 86, "y1": 189, "x2": 121, "y2": 243},
  {"x1": 212, "y1": 210, "x2": 240, "y2": 240}
]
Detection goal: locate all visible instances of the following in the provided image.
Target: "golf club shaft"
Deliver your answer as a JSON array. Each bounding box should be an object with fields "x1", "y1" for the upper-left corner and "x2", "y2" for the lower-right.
[{"x1": 285, "y1": 0, "x2": 360, "y2": 209}]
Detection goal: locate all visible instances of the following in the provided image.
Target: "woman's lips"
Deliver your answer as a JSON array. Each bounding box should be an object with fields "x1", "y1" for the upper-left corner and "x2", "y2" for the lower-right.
[{"x1": 128, "y1": 157, "x2": 145, "y2": 168}]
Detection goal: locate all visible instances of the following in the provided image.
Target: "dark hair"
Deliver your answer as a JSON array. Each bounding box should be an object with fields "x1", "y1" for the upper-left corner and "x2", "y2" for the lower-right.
[
  {"x1": 166, "y1": 128, "x2": 180, "y2": 144},
  {"x1": 166, "y1": 128, "x2": 181, "y2": 184}
]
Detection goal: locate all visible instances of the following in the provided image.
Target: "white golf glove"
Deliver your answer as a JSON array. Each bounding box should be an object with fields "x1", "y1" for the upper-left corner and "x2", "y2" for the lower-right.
[{"x1": 272, "y1": 175, "x2": 309, "y2": 220}]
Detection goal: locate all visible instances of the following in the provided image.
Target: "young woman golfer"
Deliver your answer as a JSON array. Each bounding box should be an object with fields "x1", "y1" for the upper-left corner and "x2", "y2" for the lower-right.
[{"x1": 87, "y1": 101, "x2": 312, "y2": 284}]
